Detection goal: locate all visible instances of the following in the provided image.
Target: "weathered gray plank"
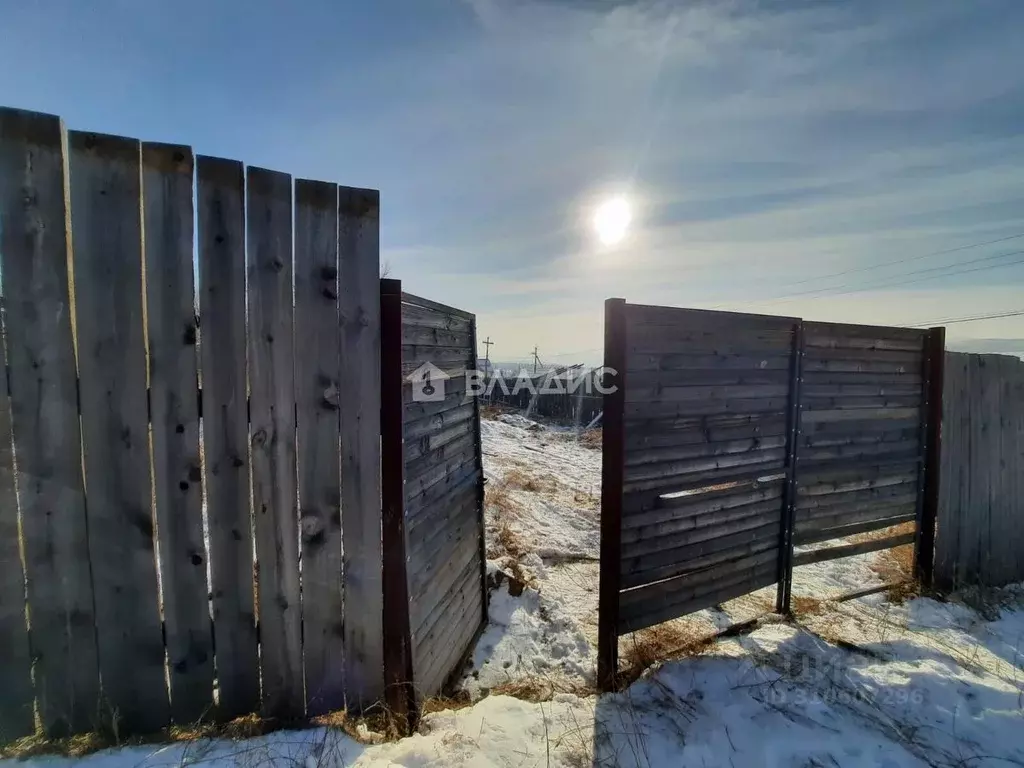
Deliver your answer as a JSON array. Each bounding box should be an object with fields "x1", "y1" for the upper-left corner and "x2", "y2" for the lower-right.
[
  {"x1": 621, "y1": 509, "x2": 780, "y2": 560},
  {"x1": 0, "y1": 315, "x2": 34, "y2": 740},
  {"x1": 801, "y1": 407, "x2": 920, "y2": 424},
  {"x1": 406, "y1": 469, "x2": 480, "y2": 532},
  {"x1": 795, "y1": 511, "x2": 916, "y2": 545},
  {"x1": 625, "y1": 436, "x2": 788, "y2": 468},
  {"x1": 624, "y1": 447, "x2": 787, "y2": 483},
  {"x1": 627, "y1": 352, "x2": 792, "y2": 374},
  {"x1": 401, "y1": 292, "x2": 474, "y2": 321},
  {"x1": 142, "y1": 143, "x2": 212, "y2": 723},
  {"x1": 802, "y1": 321, "x2": 925, "y2": 343},
  {"x1": 621, "y1": 537, "x2": 778, "y2": 590},
  {"x1": 793, "y1": 532, "x2": 915, "y2": 567},
  {"x1": 69, "y1": 130, "x2": 168, "y2": 733},
  {"x1": 621, "y1": 522, "x2": 779, "y2": 581},
  {"x1": 402, "y1": 325, "x2": 472, "y2": 348},
  {"x1": 624, "y1": 303, "x2": 797, "y2": 331},
  {"x1": 622, "y1": 497, "x2": 783, "y2": 544},
  {"x1": 0, "y1": 108, "x2": 99, "y2": 737},
  {"x1": 196, "y1": 156, "x2": 258, "y2": 719},
  {"x1": 337, "y1": 186, "x2": 383, "y2": 708},
  {"x1": 247, "y1": 167, "x2": 302, "y2": 719},
  {"x1": 623, "y1": 458, "x2": 786, "y2": 495},
  {"x1": 411, "y1": 540, "x2": 480, "y2": 639},
  {"x1": 625, "y1": 383, "x2": 790, "y2": 404},
  {"x1": 293, "y1": 179, "x2": 344, "y2": 715},
  {"x1": 417, "y1": 583, "x2": 482, "y2": 697},
  {"x1": 401, "y1": 303, "x2": 472, "y2": 333}
]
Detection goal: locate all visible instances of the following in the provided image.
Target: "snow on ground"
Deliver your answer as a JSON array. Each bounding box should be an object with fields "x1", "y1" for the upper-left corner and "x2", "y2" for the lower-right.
[{"x1": 9, "y1": 412, "x2": 1024, "y2": 767}]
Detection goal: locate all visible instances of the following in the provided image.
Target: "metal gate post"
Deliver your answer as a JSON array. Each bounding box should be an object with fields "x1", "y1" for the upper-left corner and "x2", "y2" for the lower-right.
[
  {"x1": 915, "y1": 326, "x2": 945, "y2": 589},
  {"x1": 776, "y1": 320, "x2": 805, "y2": 614},
  {"x1": 380, "y1": 278, "x2": 415, "y2": 730},
  {"x1": 597, "y1": 298, "x2": 626, "y2": 692}
]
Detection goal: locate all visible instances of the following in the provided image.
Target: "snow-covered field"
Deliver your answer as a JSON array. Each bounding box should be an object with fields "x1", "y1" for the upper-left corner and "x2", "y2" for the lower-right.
[{"x1": 9, "y1": 413, "x2": 1024, "y2": 767}]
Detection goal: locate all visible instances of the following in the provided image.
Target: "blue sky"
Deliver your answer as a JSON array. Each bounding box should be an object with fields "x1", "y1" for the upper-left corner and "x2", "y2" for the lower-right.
[{"x1": 3, "y1": 0, "x2": 1023, "y2": 363}]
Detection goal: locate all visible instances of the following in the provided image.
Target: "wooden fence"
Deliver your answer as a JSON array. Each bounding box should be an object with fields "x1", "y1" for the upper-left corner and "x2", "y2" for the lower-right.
[
  {"x1": 598, "y1": 299, "x2": 943, "y2": 689},
  {"x1": 936, "y1": 352, "x2": 1024, "y2": 589},
  {"x1": 0, "y1": 106, "x2": 497, "y2": 743},
  {"x1": 486, "y1": 368, "x2": 602, "y2": 426},
  {"x1": 381, "y1": 287, "x2": 487, "y2": 716}
]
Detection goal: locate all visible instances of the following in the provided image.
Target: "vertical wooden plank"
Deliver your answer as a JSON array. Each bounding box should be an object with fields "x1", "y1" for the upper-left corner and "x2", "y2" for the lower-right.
[
  {"x1": 968, "y1": 354, "x2": 989, "y2": 585},
  {"x1": 0, "y1": 317, "x2": 35, "y2": 740},
  {"x1": 468, "y1": 315, "x2": 488, "y2": 629},
  {"x1": 915, "y1": 328, "x2": 943, "y2": 588},
  {"x1": 337, "y1": 186, "x2": 383, "y2": 708},
  {"x1": 196, "y1": 156, "x2": 259, "y2": 719},
  {"x1": 247, "y1": 167, "x2": 302, "y2": 720},
  {"x1": 69, "y1": 130, "x2": 168, "y2": 733},
  {"x1": 0, "y1": 107, "x2": 99, "y2": 737},
  {"x1": 380, "y1": 279, "x2": 414, "y2": 731},
  {"x1": 934, "y1": 352, "x2": 963, "y2": 591},
  {"x1": 142, "y1": 143, "x2": 213, "y2": 722},
  {"x1": 294, "y1": 179, "x2": 344, "y2": 715},
  {"x1": 776, "y1": 320, "x2": 804, "y2": 613},
  {"x1": 597, "y1": 298, "x2": 626, "y2": 692}
]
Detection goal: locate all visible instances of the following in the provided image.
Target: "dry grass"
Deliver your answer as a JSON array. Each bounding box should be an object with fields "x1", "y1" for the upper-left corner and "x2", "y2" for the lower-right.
[
  {"x1": 791, "y1": 595, "x2": 827, "y2": 616},
  {"x1": 479, "y1": 402, "x2": 510, "y2": 420},
  {"x1": 491, "y1": 677, "x2": 590, "y2": 703},
  {"x1": 619, "y1": 622, "x2": 716, "y2": 686},
  {"x1": 502, "y1": 467, "x2": 558, "y2": 494},
  {"x1": 578, "y1": 428, "x2": 602, "y2": 449},
  {"x1": 419, "y1": 691, "x2": 472, "y2": 716}
]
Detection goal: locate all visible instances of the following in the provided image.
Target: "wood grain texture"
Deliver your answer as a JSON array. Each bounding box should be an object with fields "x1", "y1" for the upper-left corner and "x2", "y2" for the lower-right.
[
  {"x1": 0, "y1": 316, "x2": 35, "y2": 740},
  {"x1": 69, "y1": 130, "x2": 168, "y2": 733},
  {"x1": 337, "y1": 186, "x2": 383, "y2": 709},
  {"x1": 142, "y1": 142, "x2": 213, "y2": 723},
  {"x1": 196, "y1": 156, "x2": 259, "y2": 719},
  {"x1": 0, "y1": 107, "x2": 100, "y2": 736},
  {"x1": 247, "y1": 167, "x2": 303, "y2": 720},
  {"x1": 793, "y1": 532, "x2": 915, "y2": 566},
  {"x1": 293, "y1": 180, "x2": 344, "y2": 715}
]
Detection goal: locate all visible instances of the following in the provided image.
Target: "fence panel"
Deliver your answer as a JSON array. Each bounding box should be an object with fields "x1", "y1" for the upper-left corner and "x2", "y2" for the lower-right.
[
  {"x1": 142, "y1": 142, "x2": 213, "y2": 723},
  {"x1": 294, "y1": 180, "x2": 344, "y2": 715},
  {"x1": 0, "y1": 108, "x2": 101, "y2": 738},
  {"x1": 936, "y1": 352, "x2": 1024, "y2": 589},
  {"x1": 400, "y1": 292, "x2": 486, "y2": 701},
  {"x1": 614, "y1": 304, "x2": 797, "y2": 637},
  {"x1": 196, "y1": 156, "x2": 260, "y2": 719}
]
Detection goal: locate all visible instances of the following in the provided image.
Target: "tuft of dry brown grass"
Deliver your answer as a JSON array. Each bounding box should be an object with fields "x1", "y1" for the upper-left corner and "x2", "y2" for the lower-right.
[
  {"x1": 619, "y1": 622, "x2": 715, "y2": 686},
  {"x1": 419, "y1": 691, "x2": 472, "y2": 716},
  {"x1": 502, "y1": 467, "x2": 558, "y2": 494},
  {"x1": 578, "y1": 428, "x2": 602, "y2": 449},
  {"x1": 791, "y1": 595, "x2": 827, "y2": 616},
  {"x1": 491, "y1": 677, "x2": 590, "y2": 703}
]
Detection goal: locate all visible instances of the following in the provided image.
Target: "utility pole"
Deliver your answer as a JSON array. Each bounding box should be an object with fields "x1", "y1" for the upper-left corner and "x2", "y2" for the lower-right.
[
  {"x1": 482, "y1": 336, "x2": 493, "y2": 367},
  {"x1": 532, "y1": 346, "x2": 541, "y2": 375}
]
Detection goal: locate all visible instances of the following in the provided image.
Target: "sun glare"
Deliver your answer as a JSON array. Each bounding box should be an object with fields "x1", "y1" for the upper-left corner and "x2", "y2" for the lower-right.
[{"x1": 593, "y1": 196, "x2": 632, "y2": 246}]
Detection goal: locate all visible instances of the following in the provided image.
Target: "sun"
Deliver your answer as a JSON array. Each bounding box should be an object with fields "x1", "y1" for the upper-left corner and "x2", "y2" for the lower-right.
[{"x1": 593, "y1": 196, "x2": 632, "y2": 246}]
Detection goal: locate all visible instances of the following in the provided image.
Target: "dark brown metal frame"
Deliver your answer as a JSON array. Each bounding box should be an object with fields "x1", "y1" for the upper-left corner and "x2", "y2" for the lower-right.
[
  {"x1": 915, "y1": 326, "x2": 945, "y2": 588},
  {"x1": 379, "y1": 278, "x2": 415, "y2": 731},
  {"x1": 776, "y1": 320, "x2": 806, "y2": 614},
  {"x1": 597, "y1": 298, "x2": 626, "y2": 692}
]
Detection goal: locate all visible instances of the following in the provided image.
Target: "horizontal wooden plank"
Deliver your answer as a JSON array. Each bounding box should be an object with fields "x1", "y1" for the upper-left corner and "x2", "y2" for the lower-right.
[
  {"x1": 625, "y1": 417, "x2": 788, "y2": 451},
  {"x1": 621, "y1": 521, "x2": 779, "y2": 580},
  {"x1": 406, "y1": 446, "x2": 477, "y2": 497},
  {"x1": 404, "y1": 388, "x2": 475, "y2": 422},
  {"x1": 802, "y1": 321, "x2": 925, "y2": 342},
  {"x1": 800, "y1": 383, "x2": 922, "y2": 398},
  {"x1": 402, "y1": 324, "x2": 473, "y2": 348},
  {"x1": 801, "y1": 347, "x2": 923, "y2": 365},
  {"x1": 407, "y1": 464, "x2": 481, "y2": 521},
  {"x1": 402, "y1": 303, "x2": 472, "y2": 332},
  {"x1": 417, "y1": 586, "x2": 483, "y2": 698},
  {"x1": 624, "y1": 303, "x2": 798, "y2": 330},
  {"x1": 403, "y1": 343, "x2": 475, "y2": 362},
  {"x1": 628, "y1": 352, "x2": 792, "y2": 374},
  {"x1": 620, "y1": 563, "x2": 778, "y2": 633},
  {"x1": 404, "y1": 402, "x2": 475, "y2": 441},
  {"x1": 801, "y1": 407, "x2": 919, "y2": 424},
  {"x1": 803, "y1": 358, "x2": 919, "y2": 374},
  {"x1": 405, "y1": 422, "x2": 476, "y2": 464},
  {"x1": 801, "y1": 427, "x2": 919, "y2": 449},
  {"x1": 409, "y1": 530, "x2": 479, "y2": 607},
  {"x1": 402, "y1": 373, "x2": 470, "y2": 404},
  {"x1": 407, "y1": 493, "x2": 479, "y2": 573},
  {"x1": 797, "y1": 440, "x2": 921, "y2": 465},
  {"x1": 622, "y1": 509, "x2": 780, "y2": 560},
  {"x1": 619, "y1": 548, "x2": 778, "y2": 612},
  {"x1": 796, "y1": 498, "x2": 916, "y2": 528},
  {"x1": 402, "y1": 356, "x2": 473, "y2": 378},
  {"x1": 796, "y1": 483, "x2": 917, "y2": 512},
  {"x1": 621, "y1": 537, "x2": 778, "y2": 590},
  {"x1": 614, "y1": 557, "x2": 774, "y2": 634},
  {"x1": 800, "y1": 371, "x2": 922, "y2": 386},
  {"x1": 625, "y1": 447, "x2": 786, "y2": 484},
  {"x1": 794, "y1": 512, "x2": 916, "y2": 545},
  {"x1": 402, "y1": 292, "x2": 474, "y2": 321},
  {"x1": 623, "y1": 459, "x2": 786, "y2": 495},
  {"x1": 804, "y1": 417, "x2": 921, "y2": 438},
  {"x1": 628, "y1": 335, "x2": 794, "y2": 357},
  {"x1": 623, "y1": 482, "x2": 782, "y2": 530},
  {"x1": 796, "y1": 464, "x2": 919, "y2": 492},
  {"x1": 626, "y1": 397, "x2": 790, "y2": 421},
  {"x1": 793, "y1": 532, "x2": 915, "y2": 567},
  {"x1": 627, "y1": 368, "x2": 791, "y2": 389},
  {"x1": 622, "y1": 498, "x2": 782, "y2": 547},
  {"x1": 411, "y1": 544, "x2": 481, "y2": 641},
  {"x1": 625, "y1": 435, "x2": 787, "y2": 468},
  {"x1": 626, "y1": 383, "x2": 790, "y2": 404},
  {"x1": 804, "y1": 332, "x2": 924, "y2": 352}
]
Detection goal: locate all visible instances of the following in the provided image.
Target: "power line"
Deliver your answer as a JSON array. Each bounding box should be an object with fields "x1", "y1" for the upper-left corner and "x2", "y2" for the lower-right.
[
  {"x1": 763, "y1": 248, "x2": 1024, "y2": 305},
  {"x1": 907, "y1": 308, "x2": 1024, "y2": 328},
  {"x1": 788, "y1": 232, "x2": 1024, "y2": 288}
]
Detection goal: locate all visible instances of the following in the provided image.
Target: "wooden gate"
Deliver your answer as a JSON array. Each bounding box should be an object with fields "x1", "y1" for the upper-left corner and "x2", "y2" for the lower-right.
[{"x1": 598, "y1": 299, "x2": 944, "y2": 689}]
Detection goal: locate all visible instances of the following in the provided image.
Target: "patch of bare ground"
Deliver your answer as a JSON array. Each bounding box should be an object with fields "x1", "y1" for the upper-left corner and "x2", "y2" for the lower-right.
[{"x1": 791, "y1": 595, "x2": 828, "y2": 616}]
